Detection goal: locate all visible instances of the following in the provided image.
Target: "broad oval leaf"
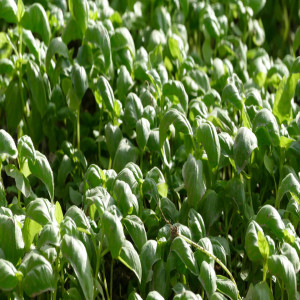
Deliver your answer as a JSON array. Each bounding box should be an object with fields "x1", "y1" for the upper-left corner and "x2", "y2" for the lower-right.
[
  {"x1": 27, "y1": 61, "x2": 48, "y2": 117},
  {"x1": 171, "y1": 237, "x2": 198, "y2": 275},
  {"x1": 26, "y1": 198, "x2": 54, "y2": 226},
  {"x1": 102, "y1": 210, "x2": 125, "y2": 259},
  {"x1": 0, "y1": 129, "x2": 17, "y2": 159},
  {"x1": 163, "y1": 80, "x2": 189, "y2": 112},
  {"x1": 118, "y1": 240, "x2": 142, "y2": 283},
  {"x1": 46, "y1": 37, "x2": 68, "y2": 72},
  {"x1": 253, "y1": 109, "x2": 280, "y2": 146},
  {"x1": 196, "y1": 121, "x2": 220, "y2": 168},
  {"x1": 268, "y1": 254, "x2": 296, "y2": 300},
  {"x1": 0, "y1": 215, "x2": 24, "y2": 265},
  {"x1": 68, "y1": 0, "x2": 88, "y2": 34},
  {"x1": 21, "y1": 3, "x2": 50, "y2": 45},
  {"x1": 61, "y1": 235, "x2": 93, "y2": 300},
  {"x1": 19, "y1": 251, "x2": 55, "y2": 297},
  {"x1": 0, "y1": 259, "x2": 18, "y2": 291},
  {"x1": 183, "y1": 154, "x2": 206, "y2": 208},
  {"x1": 256, "y1": 205, "x2": 285, "y2": 239},
  {"x1": 199, "y1": 260, "x2": 217, "y2": 297},
  {"x1": 97, "y1": 76, "x2": 115, "y2": 115},
  {"x1": 28, "y1": 151, "x2": 54, "y2": 201},
  {"x1": 245, "y1": 220, "x2": 264, "y2": 263},
  {"x1": 122, "y1": 215, "x2": 147, "y2": 252},
  {"x1": 85, "y1": 22, "x2": 111, "y2": 72},
  {"x1": 0, "y1": 0, "x2": 17, "y2": 23},
  {"x1": 159, "y1": 108, "x2": 193, "y2": 148},
  {"x1": 233, "y1": 127, "x2": 257, "y2": 173},
  {"x1": 278, "y1": 173, "x2": 300, "y2": 205},
  {"x1": 71, "y1": 63, "x2": 88, "y2": 100}
]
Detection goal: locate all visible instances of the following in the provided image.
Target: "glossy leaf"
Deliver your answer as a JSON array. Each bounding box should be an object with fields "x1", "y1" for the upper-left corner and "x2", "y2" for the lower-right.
[{"x1": 61, "y1": 234, "x2": 94, "y2": 300}]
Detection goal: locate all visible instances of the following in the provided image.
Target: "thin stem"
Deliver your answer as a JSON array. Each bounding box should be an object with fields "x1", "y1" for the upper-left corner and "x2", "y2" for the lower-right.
[
  {"x1": 102, "y1": 268, "x2": 110, "y2": 300},
  {"x1": 18, "y1": 190, "x2": 21, "y2": 208},
  {"x1": 77, "y1": 108, "x2": 80, "y2": 150},
  {"x1": 110, "y1": 259, "x2": 113, "y2": 300},
  {"x1": 178, "y1": 234, "x2": 242, "y2": 300}
]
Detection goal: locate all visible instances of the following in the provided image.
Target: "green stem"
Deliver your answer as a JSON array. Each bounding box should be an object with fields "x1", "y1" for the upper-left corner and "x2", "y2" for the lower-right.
[
  {"x1": 18, "y1": 190, "x2": 21, "y2": 208},
  {"x1": 179, "y1": 234, "x2": 242, "y2": 300},
  {"x1": 262, "y1": 261, "x2": 268, "y2": 282},
  {"x1": 102, "y1": 268, "x2": 110, "y2": 300},
  {"x1": 281, "y1": 282, "x2": 284, "y2": 300},
  {"x1": 77, "y1": 108, "x2": 80, "y2": 150},
  {"x1": 92, "y1": 234, "x2": 102, "y2": 300},
  {"x1": 110, "y1": 259, "x2": 113, "y2": 300}
]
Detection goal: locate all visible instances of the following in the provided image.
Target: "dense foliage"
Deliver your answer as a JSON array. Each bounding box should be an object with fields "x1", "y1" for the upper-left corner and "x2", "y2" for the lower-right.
[{"x1": 0, "y1": 0, "x2": 300, "y2": 299}]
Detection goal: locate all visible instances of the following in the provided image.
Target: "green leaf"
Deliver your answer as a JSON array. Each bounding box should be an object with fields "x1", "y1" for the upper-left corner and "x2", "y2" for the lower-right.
[
  {"x1": 168, "y1": 37, "x2": 182, "y2": 62},
  {"x1": 68, "y1": 0, "x2": 88, "y2": 34},
  {"x1": 222, "y1": 83, "x2": 243, "y2": 110},
  {"x1": 122, "y1": 215, "x2": 147, "y2": 252},
  {"x1": 171, "y1": 237, "x2": 198, "y2": 275},
  {"x1": 46, "y1": 37, "x2": 69, "y2": 72},
  {"x1": 97, "y1": 76, "x2": 115, "y2": 115},
  {"x1": 293, "y1": 26, "x2": 300, "y2": 54},
  {"x1": 188, "y1": 208, "x2": 206, "y2": 242},
  {"x1": 71, "y1": 63, "x2": 88, "y2": 100},
  {"x1": 0, "y1": 0, "x2": 17, "y2": 23},
  {"x1": 17, "y1": 0, "x2": 24, "y2": 22},
  {"x1": 5, "y1": 164, "x2": 30, "y2": 197},
  {"x1": 19, "y1": 251, "x2": 55, "y2": 297},
  {"x1": 268, "y1": 255, "x2": 296, "y2": 300},
  {"x1": 245, "y1": 221, "x2": 264, "y2": 263},
  {"x1": 247, "y1": 0, "x2": 266, "y2": 14},
  {"x1": 252, "y1": 281, "x2": 274, "y2": 300},
  {"x1": 163, "y1": 81, "x2": 189, "y2": 112},
  {"x1": 28, "y1": 151, "x2": 54, "y2": 201},
  {"x1": 257, "y1": 231, "x2": 269, "y2": 260},
  {"x1": 117, "y1": 65, "x2": 133, "y2": 100},
  {"x1": 233, "y1": 127, "x2": 257, "y2": 173},
  {"x1": 196, "y1": 121, "x2": 220, "y2": 168},
  {"x1": 273, "y1": 74, "x2": 300, "y2": 124},
  {"x1": 253, "y1": 109, "x2": 280, "y2": 146},
  {"x1": 61, "y1": 234, "x2": 93, "y2": 300},
  {"x1": 216, "y1": 275, "x2": 238, "y2": 300},
  {"x1": 26, "y1": 61, "x2": 48, "y2": 118},
  {"x1": 280, "y1": 242, "x2": 300, "y2": 273},
  {"x1": 17, "y1": 135, "x2": 35, "y2": 163},
  {"x1": 183, "y1": 154, "x2": 206, "y2": 208},
  {"x1": 85, "y1": 22, "x2": 111, "y2": 72},
  {"x1": 140, "y1": 240, "x2": 160, "y2": 283},
  {"x1": 0, "y1": 259, "x2": 19, "y2": 291},
  {"x1": 0, "y1": 129, "x2": 18, "y2": 159},
  {"x1": 0, "y1": 215, "x2": 24, "y2": 265},
  {"x1": 256, "y1": 205, "x2": 285, "y2": 239},
  {"x1": 146, "y1": 291, "x2": 164, "y2": 300},
  {"x1": 199, "y1": 261, "x2": 217, "y2": 297},
  {"x1": 136, "y1": 118, "x2": 151, "y2": 150},
  {"x1": 21, "y1": 3, "x2": 50, "y2": 45},
  {"x1": 119, "y1": 240, "x2": 142, "y2": 283},
  {"x1": 37, "y1": 223, "x2": 60, "y2": 248},
  {"x1": 113, "y1": 180, "x2": 138, "y2": 215},
  {"x1": 22, "y1": 217, "x2": 42, "y2": 251},
  {"x1": 65, "y1": 206, "x2": 90, "y2": 230},
  {"x1": 26, "y1": 198, "x2": 54, "y2": 226},
  {"x1": 113, "y1": 139, "x2": 139, "y2": 173},
  {"x1": 111, "y1": 27, "x2": 136, "y2": 58},
  {"x1": 102, "y1": 210, "x2": 125, "y2": 259},
  {"x1": 62, "y1": 18, "x2": 83, "y2": 44},
  {"x1": 105, "y1": 123, "x2": 122, "y2": 160},
  {"x1": 5, "y1": 80, "x2": 23, "y2": 132},
  {"x1": 278, "y1": 173, "x2": 300, "y2": 205},
  {"x1": 159, "y1": 108, "x2": 193, "y2": 148}
]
